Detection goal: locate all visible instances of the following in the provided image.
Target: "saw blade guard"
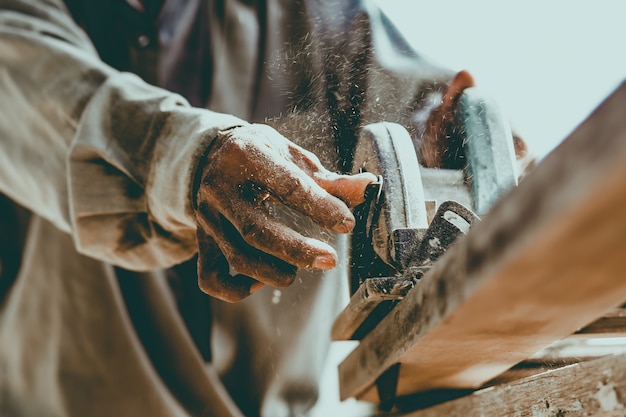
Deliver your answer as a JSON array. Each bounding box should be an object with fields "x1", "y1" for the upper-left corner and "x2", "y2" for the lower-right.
[{"x1": 351, "y1": 122, "x2": 429, "y2": 271}]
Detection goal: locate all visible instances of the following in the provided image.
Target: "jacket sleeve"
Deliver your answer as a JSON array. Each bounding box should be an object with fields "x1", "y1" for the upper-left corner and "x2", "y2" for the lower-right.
[{"x1": 0, "y1": 0, "x2": 247, "y2": 270}]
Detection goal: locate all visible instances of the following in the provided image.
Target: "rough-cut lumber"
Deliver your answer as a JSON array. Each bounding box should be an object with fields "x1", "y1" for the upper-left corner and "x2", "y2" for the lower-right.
[
  {"x1": 529, "y1": 335, "x2": 626, "y2": 362},
  {"x1": 573, "y1": 308, "x2": 626, "y2": 336},
  {"x1": 398, "y1": 353, "x2": 626, "y2": 417},
  {"x1": 400, "y1": 331, "x2": 626, "y2": 403},
  {"x1": 339, "y1": 81, "x2": 626, "y2": 401},
  {"x1": 483, "y1": 337, "x2": 626, "y2": 387}
]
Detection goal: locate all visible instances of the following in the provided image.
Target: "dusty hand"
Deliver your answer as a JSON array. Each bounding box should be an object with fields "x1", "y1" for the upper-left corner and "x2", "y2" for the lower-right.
[{"x1": 195, "y1": 124, "x2": 376, "y2": 302}]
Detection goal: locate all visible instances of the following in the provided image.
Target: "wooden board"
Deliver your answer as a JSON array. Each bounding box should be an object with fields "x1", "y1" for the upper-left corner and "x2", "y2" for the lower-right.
[
  {"x1": 388, "y1": 313, "x2": 626, "y2": 412},
  {"x1": 398, "y1": 353, "x2": 626, "y2": 417},
  {"x1": 482, "y1": 333, "x2": 626, "y2": 387},
  {"x1": 573, "y1": 307, "x2": 626, "y2": 337},
  {"x1": 338, "y1": 81, "x2": 626, "y2": 402}
]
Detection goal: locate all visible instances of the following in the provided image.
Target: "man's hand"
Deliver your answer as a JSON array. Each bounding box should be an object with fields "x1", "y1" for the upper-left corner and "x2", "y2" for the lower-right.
[{"x1": 195, "y1": 124, "x2": 376, "y2": 302}]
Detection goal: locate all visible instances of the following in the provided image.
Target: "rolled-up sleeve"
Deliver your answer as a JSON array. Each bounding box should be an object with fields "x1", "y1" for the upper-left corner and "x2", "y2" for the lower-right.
[{"x1": 0, "y1": 0, "x2": 246, "y2": 270}]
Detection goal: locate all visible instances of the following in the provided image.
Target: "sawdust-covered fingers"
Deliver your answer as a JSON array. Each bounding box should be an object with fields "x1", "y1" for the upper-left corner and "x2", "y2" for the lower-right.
[
  {"x1": 204, "y1": 189, "x2": 339, "y2": 270},
  {"x1": 287, "y1": 145, "x2": 378, "y2": 208},
  {"x1": 195, "y1": 123, "x2": 376, "y2": 300},
  {"x1": 202, "y1": 124, "x2": 370, "y2": 233},
  {"x1": 262, "y1": 166, "x2": 356, "y2": 234},
  {"x1": 235, "y1": 135, "x2": 356, "y2": 232},
  {"x1": 196, "y1": 205, "x2": 297, "y2": 302},
  {"x1": 196, "y1": 226, "x2": 258, "y2": 302},
  {"x1": 311, "y1": 171, "x2": 378, "y2": 208}
]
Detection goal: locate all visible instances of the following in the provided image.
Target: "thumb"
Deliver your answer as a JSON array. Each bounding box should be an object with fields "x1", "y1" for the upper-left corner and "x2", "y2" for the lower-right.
[{"x1": 315, "y1": 171, "x2": 378, "y2": 208}]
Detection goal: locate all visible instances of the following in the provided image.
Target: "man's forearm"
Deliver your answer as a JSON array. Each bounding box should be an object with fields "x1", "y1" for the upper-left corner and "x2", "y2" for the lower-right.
[{"x1": 0, "y1": 0, "x2": 246, "y2": 270}]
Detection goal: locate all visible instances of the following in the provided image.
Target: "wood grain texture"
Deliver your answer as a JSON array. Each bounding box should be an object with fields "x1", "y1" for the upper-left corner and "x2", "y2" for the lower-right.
[
  {"x1": 397, "y1": 353, "x2": 626, "y2": 417},
  {"x1": 339, "y1": 81, "x2": 626, "y2": 401},
  {"x1": 574, "y1": 308, "x2": 626, "y2": 336}
]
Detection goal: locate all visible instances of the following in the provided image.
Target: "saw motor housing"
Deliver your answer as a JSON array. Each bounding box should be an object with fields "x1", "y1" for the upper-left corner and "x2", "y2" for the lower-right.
[{"x1": 333, "y1": 87, "x2": 519, "y2": 342}]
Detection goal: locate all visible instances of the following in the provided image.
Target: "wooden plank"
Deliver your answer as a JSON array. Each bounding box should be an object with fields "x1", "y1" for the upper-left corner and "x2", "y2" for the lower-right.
[
  {"x1": 574, "y1": 308, "x2": 626, "y2": 336},
  {"x1": 530, "y1": 336, "x2": 626, "y2": 362},
  {"x1": 481, "y1": 333, "x2": 626, "y2": 386},
  {"x1": 338, "y1": 81, "x2": 626, "y2": 401},
  {"x1": 397, "y1": 353, "x2": 626, "y2": 417},
  {"x1": 447, "y1": 335, "x2": 626, "y2": 392}
]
